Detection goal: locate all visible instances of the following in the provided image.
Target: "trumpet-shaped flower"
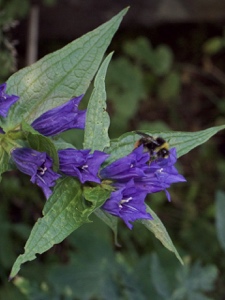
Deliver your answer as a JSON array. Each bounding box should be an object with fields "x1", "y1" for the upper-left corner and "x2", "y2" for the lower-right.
[
  {"x1": 133, "y1": 148, "x2": 186, "y2": 201},
  {"x1": 58, "y1": 148, "x2": 109, "y2": 184},
  {"x1": 11, "y1": 148, "x2": 61, "y2": 199},
  {"x1": 102, "y1": 180, "x2": 152, "y2": 229},
  {"x1": 0, "y1": 83, "x2": 19, "y2": 118},
  {"x1": 101, "y1": 146, "x2": 186, "y2": 203},
  {"x1": 31, "y1": 95, "x2": 86, "y2": 136},
  {"x1": 100, "y1": 146, "x2": 150, "y2": 181}
]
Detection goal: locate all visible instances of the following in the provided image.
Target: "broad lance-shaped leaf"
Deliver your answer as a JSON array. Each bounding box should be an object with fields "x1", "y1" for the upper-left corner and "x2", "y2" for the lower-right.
[
  {"x1": 140, "y1": 205, "x2": 183, "y2": 264},
  {"x1": 9, "y1": 178, "x2": 111, "y2": 279},
  {"x1": 3, "y1": 8, "x2": 128, "y2": 131},
  {"x1": 94, "y1": 208, "x2": 119, "y2": 245},
  {"x1": 83, "y1": 53, "x2": 112, "y2": 151},
  {"x1": 104, "y1": 124, "x2": 225, "y2": 164},
  {"x1": 0, "y1": 147, "x2": 9, "y2": 180},
  {"x1": 0, "y1": 131, "x2": 26, "y2": 180}
]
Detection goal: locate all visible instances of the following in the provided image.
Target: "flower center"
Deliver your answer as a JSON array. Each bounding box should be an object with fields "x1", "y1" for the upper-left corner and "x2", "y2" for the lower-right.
[
  {"x1": 119, "y1": 197, "x2": 132, "y2": 208},
  {"x1": 38, "y1": 166, "x2": 47, "y2": 175},
  {"x1": 81, "y1": 164, "x2": 88, "y2": 170}
]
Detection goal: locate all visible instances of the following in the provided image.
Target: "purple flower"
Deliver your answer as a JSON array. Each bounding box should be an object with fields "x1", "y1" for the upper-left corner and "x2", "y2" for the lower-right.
[
  {"x1": 102, "y1": 180, "x2": 153, "y2": 229},
  {"x1": 11, "y1": 148, "x2": 61, "y2": 199},
  {"x1": 0, "y1": 83, "x2": 19, "y2": 118},
  {"x1": 133, "y1": 148, "x2": 186, "y2": 201},
  {"x1": 31, "y1": 95, "x2": 86, "y2": 136},
  {"x1": 100, "y1": 146, "x2": 185, "y2": 202},
  {"x1": 100, "y1": 146, "x2": 150, "y2": 181},
  {"x1": 58, "y1": 148, "x2": 109, "y2": 184}
]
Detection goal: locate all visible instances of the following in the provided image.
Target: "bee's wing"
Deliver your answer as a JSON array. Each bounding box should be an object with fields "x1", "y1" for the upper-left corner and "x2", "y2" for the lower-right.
[{"x1": 135, "y1": 131, "x2": 152, "y2": 138}]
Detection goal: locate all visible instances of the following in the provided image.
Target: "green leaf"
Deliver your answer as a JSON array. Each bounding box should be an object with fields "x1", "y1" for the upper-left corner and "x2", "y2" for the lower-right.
[
  {"x1": 9, "y1": 177, "x2": 109, "y2": 279},
  {"x1": 21, "y1": 122, "x2": 59, "y2": 169},
  {"x1": 107, "y1": 58, "x2": 146, "y2": 115},
  {"x1": 172, "y1": 262, "x2": 218, "y2": 300},
  {"x1": 14, "y1": 277, "x2": 52, "y2": 300},
  {"x1": 94, "y1": 208, "x2": 119, "y2": 245},
  {"x1": 47, "y1": 221, "x2": 118, "y2": 300},
  {"x1": 3, "y1": 8, "x2": 128, "y2": 131},
  {"x1": 83, "y1": 184, "x2": 111, "y2": 205},
  {"x1": 150, "y1": 253, "x2": 171, "y2": 299},
  {"x1": 105, "y1": 125, "x2": 225, "y2": 164},
  {"x1": 203, "y1": 37, "x2": 225, "y2": 55},
  {"x1": 152, "y1": 45, "x2": 173, "y2": 76},
  {"x1": 83, "y1": 185, "x2": 119, "y2": 244},
  {"x1": 215, "y1": 190, "x2": 225, "y2": 251},
  {"x1": 83, "y1": 53, "x2": 112, "y2": 151},
  {"x1": 0, "y1": 146, "x2": 9, "y2": 180},
  {"x1": 52, "y1": 137, "x2": 76, "y2": 150},
  {"x1": 157, "y1": 71, "x2": 181, "y2": 101},
  {"x1": 122, "y1": 36, "x2": 153, "y2": 65},
  {"x1": 140, "y1": 205, "x2": 183, "y2": 264}
]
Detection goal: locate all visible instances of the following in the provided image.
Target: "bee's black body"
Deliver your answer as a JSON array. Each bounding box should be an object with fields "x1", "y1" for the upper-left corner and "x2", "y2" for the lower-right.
[{"x1": 135, "y1": 131, "x2": 169, "y2": 160}]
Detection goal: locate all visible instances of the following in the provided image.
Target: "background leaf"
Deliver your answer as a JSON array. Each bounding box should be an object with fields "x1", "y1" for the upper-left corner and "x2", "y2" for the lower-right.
[
  {"x1": 171, "y1": 262, "x2": 218, "y2": 300},
  {"x1": 140, "y1": 205, "x2": 183, "y2": 264},
  {"x1": 215, "y1": 190, "x2": 225, "y2": 251},
  {"x1": 150, "y1": 253, "x2": 171, "y2": 299},
  {"x1": 152, "y1": 45, "x2": 173, "y2": 76},
  {"x1": 3, "y1": 8, "x2": 128, "y2": 131},
  {"x1": 83, "y1": 53, "x2": 112, "y2": 151}
]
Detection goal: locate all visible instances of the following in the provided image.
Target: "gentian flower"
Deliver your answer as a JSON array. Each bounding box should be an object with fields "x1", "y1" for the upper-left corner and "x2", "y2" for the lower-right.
[
  {"x1": 102, "y1": 180, "x2": 153, "y2": 229},
  {"x1": 100, "y1": 146, "x2": 186, "y2": 202},
  {"x1": 0, "y1": 83, "x2": 19, "y2": 118},
  {"x1": 133, "y1": 148, "x2": 186, "y2": 201},
  {"x1": 58, "y1": 148, "x2": 109, "y2": 184},
  {"x1": 11, "y1": 148, "x2": 61, "y2": 199},
  {"x1": 31, "y1": 95, "x2": 86, "y2": 136},
  {"x1": 100, "y1": 146, "x2": 150, "y2": 181}
]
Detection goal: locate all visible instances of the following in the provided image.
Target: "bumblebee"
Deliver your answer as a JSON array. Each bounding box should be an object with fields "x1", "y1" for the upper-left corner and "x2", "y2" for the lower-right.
[{"x1": 134, "y1": 131, "x2": 170, "y2": 160}]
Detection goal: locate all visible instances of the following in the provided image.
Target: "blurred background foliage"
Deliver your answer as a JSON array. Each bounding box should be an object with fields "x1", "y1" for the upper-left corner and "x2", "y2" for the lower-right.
[{"x1": 1, "y1": 0, "x2": 225, "y2": 299}]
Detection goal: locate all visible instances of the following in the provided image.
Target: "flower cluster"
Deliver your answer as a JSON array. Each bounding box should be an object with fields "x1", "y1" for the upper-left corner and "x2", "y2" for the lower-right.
[
  {"x1": 100, "y1": 146, "x2": 186, "y2": 229},
  {"x1": 1, "y1": 82, "x2": 185, "y2": 229},
  {"x1": 0, "y1": 82, "x2": 87, "y2": 198}
]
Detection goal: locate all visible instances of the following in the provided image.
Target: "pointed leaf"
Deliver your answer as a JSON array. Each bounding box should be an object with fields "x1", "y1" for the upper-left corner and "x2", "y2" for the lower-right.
[
  {"x1": 0, "y1": 145, "x2": 9, "y2": 180},
  {"x1": 94, "y1": 208, "x2": 119, "y2": 245},
  {"x1": 105, "y1": 125, "x2": 225, "y2": 164},
  {"x1": 3, "y1": 8, "x2": 128, "y2": 131},
  {"x1": 83, "y1": 184, "x2": 111, "y2": 205},
  {"x1": 83, "y1": 53, "x2": 112, "y2": 151},
  {"x1": 83, "y1": 185, "x2": 119, "y2": 244},
  {"x1": 52, "y1": 137, "x2": 76, "y2": 151},
  {"x1": 140, "y1": 205, "x2": 183, "y2": 264},
  {"x1": 9, "y1": 177, "x2": 108, "y2": 279}
]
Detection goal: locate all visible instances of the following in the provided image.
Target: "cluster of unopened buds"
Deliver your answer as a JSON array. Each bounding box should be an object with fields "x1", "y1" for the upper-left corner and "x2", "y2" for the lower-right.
[{"x1": 0, "y1": 83, "x2": 186, "y2": 229}]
